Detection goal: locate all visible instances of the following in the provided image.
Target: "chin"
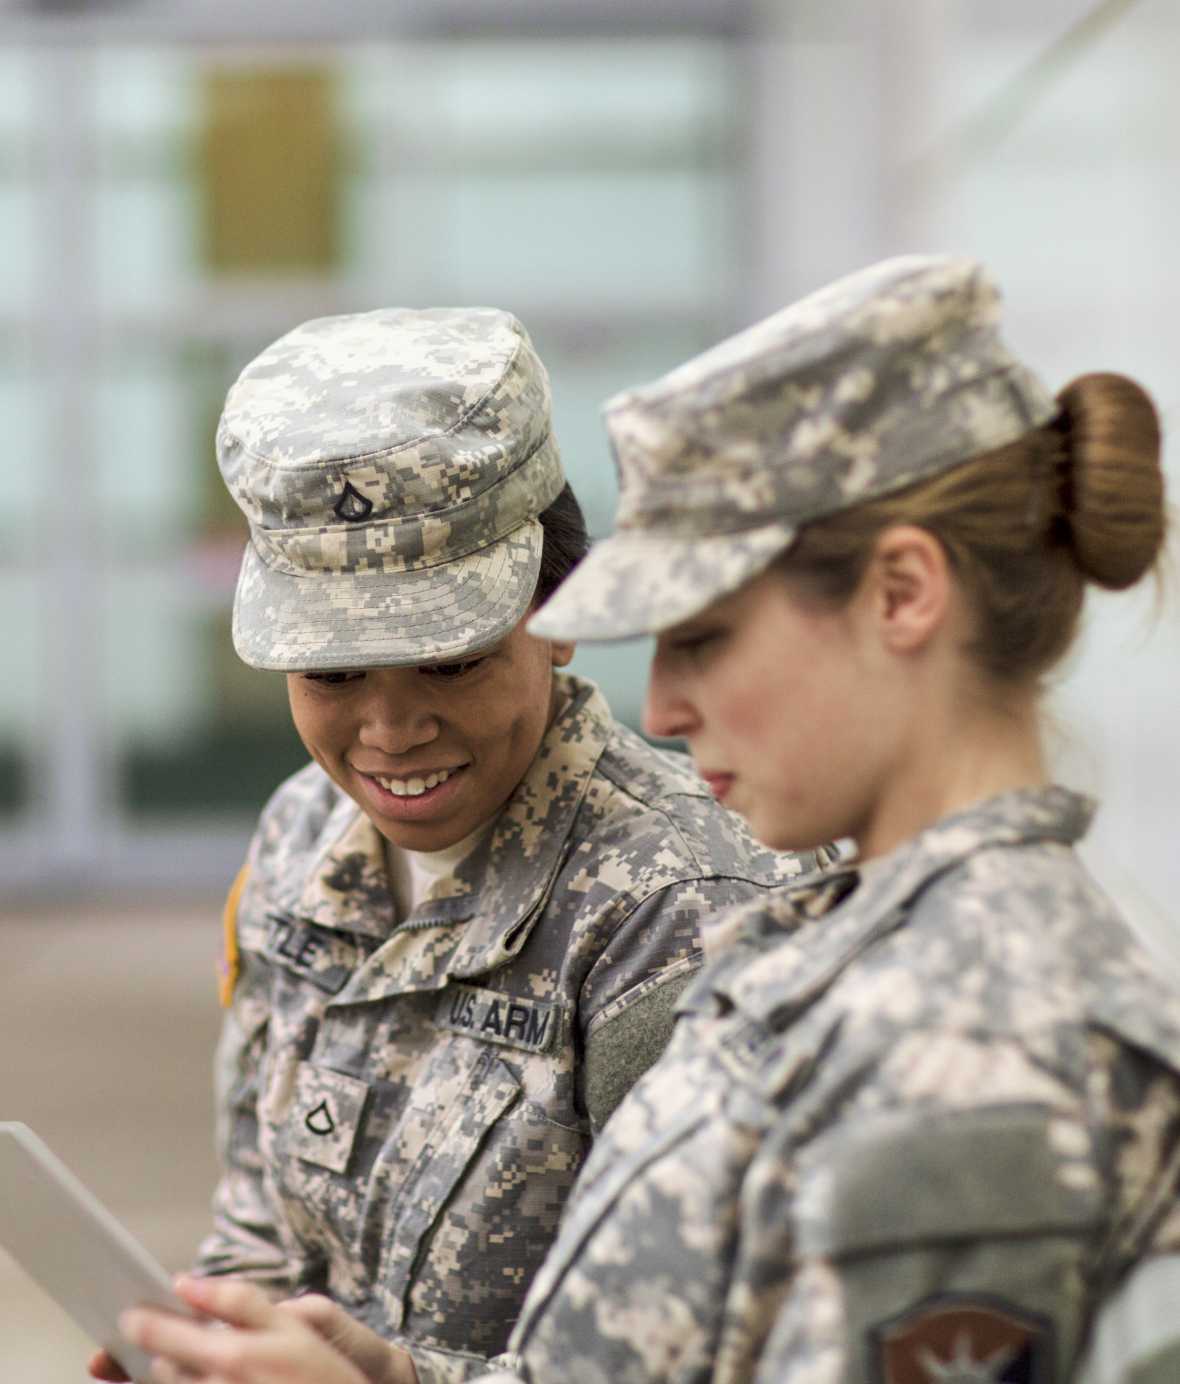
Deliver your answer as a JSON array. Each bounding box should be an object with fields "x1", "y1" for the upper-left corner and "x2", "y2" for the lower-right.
[{"x1": 751, "y1": 813, "x2": 823, "y2": 856}]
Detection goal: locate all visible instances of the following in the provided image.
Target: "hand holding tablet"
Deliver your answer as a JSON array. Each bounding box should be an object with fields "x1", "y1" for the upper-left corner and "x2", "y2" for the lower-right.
[{"x1": 0, "y1": 1122, "x2": 198, "y2": 1384}]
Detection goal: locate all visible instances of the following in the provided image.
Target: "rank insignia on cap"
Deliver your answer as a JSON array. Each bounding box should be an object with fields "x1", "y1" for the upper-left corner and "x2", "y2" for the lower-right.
[
  {"x1": 333, "y1": 481, "x2": 374, "y2": 522},
  {"x1": 868, "y1": 1295, "x2": 1054, "y2": 1383}
]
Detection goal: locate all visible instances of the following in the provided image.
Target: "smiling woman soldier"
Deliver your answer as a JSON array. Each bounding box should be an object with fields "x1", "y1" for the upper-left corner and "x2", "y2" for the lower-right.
[{"x1": 90, "y1": 305, "x2": 822, "y2": 1384}]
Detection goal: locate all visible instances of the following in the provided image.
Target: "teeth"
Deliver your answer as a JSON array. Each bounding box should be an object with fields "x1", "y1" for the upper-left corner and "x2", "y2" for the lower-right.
[{"x1": 374, "y1": 767, "x2": 453, "y2": 798}]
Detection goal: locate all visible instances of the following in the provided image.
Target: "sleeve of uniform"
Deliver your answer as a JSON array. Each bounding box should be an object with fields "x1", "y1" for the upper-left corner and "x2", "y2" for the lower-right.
[
  {"x1": 578, "y1": 875, "x2": 767, "y2": 1132},
  {"x1": 192, "y1": 868, "x2": 308, "y2": 1293},
  {"x1": 743, "y1": 1033, "x2": 1105, "y2": 1383},
  {"x1": 396, "y1": 1340, "x2": 520, "y2": 1384}
]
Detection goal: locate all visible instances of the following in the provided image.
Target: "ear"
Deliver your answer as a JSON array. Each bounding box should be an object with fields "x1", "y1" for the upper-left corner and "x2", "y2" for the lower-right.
[
  {"x1": 549, "y1": 639, "x2": 576, "y2": 669},
  {"x1": 865, "y1": 525, "x2": 951, "y2": 655}
]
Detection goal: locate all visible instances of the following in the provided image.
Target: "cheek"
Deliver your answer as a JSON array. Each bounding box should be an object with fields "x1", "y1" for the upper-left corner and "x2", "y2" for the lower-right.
[
  {"x1": 711, "y1": 659, "x2": 811, "y2": 749},
  {"x1": 286, "y1": 692, "x2": 341, "y2": 763}
]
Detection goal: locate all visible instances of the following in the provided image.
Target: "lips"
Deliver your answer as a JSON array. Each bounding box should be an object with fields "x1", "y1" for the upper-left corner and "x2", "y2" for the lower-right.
[
  {"x1": 354, "y1": 763, "x2": 469, "y2": 820},
  {"x1": 698, "y1": 770, "x2": 734, "y2": 803}
]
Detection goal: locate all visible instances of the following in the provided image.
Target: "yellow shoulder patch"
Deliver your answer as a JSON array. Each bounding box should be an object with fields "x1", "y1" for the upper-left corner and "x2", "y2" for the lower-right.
[{"x1": 218, "y1": 861, "x2": 250, "y2": 1008}]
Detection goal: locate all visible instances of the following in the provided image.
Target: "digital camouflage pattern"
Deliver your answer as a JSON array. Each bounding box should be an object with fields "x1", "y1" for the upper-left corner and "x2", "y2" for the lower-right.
[
  {"x1": 530, "y1": 254, "x2": 1058, "y2": 643},
  {"x1": 218, "y1": 306, "x2": 565, "y2": 671},
  {"x1": 479, "y1": 787, "x2": 1180, "y2": 1383},
  {"x1": 197, "y1": 675, "x2": 824, "y2": 1384}
]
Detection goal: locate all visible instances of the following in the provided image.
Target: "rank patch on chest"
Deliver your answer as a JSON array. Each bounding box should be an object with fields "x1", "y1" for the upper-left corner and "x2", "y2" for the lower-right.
[
  {"x1": 288, "y1": 1062, "x2": 370, "y2": 1174},
  {"x1": 436, "y1": 984, "x2": 559, "y2": 1054},
  {"x1": 869, "y1": 1295, "x2": 1053, "y2": 1383}
]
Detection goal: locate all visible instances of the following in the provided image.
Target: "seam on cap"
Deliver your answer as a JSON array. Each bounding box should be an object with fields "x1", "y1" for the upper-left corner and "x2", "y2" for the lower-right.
[
  {"x1": 222, "y1": 325, "x2": 532, "y2": 472},
  {"x1": 247, "y1": 501, "x2": 547, "y2": 580},
  {"x1": 243, "y1": 426, "x2": 556, "y2": 567},
  {"x1": 614, "y1": 361, "x2": 1049, "y2": 536}
]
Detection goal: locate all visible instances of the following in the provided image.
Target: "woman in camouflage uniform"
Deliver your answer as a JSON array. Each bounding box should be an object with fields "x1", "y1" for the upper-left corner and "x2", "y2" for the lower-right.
[
  {"x1": 92, "y1": 306, "x2": 815, "y2": 1384},
  {"x1": 122, "y1": 257, "x2": 1180, "y2": 1384}
]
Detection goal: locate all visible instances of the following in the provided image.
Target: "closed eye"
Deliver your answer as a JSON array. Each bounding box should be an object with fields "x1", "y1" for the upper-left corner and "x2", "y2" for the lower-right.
[
  {"x1": 421, "y1": 657, "x2": 486, "y2": 681},
  {"x1": 302, "y1": 671, "x2": 364, "y2": 686},
  {"x1": 666, "y1": 629, "x2": 723, "y2": 657}
]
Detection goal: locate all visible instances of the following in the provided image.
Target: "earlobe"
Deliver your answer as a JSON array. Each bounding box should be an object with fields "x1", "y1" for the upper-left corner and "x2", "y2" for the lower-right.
[{"x1": 873, "y1": 526, "x2": 950, "y2": 653}]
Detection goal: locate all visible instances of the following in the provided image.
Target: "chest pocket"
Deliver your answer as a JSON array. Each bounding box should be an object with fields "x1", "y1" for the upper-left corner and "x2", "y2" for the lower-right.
[
  {"x1": 288, "y1": 1063, "x2": 371, "y2": 1175},
  {"x1": 378, "y1": 1046, "x2": 522, "y2": 1315},
  {"x1": 376, "y1": 1040, "x2": 594, "y2": 1356}
]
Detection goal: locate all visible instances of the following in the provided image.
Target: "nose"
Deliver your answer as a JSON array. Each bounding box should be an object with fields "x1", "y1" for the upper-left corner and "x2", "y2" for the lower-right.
[
  {"x1": 642, "y1": 645, "x2": 701, "y2": 742},
  {"x1": 356, "y1": 672, "x2": 441, "y2": 756}
]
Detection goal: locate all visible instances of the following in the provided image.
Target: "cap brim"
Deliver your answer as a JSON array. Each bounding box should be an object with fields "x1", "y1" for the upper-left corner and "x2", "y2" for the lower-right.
[
  {"x1": 528, "y1": 520, "x2": 797, "y2": 643},
  {"x1": 233, "y1": 521, "x2": 543, "y2": 670}
]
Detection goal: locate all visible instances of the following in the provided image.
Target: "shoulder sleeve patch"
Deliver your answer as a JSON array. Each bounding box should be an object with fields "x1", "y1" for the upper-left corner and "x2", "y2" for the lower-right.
[
  {"x1": 218, "y1": 861, "x2": 250, "y2": 1008},
  {"x1": 870, "y1": 1294, "x2": 1055, "y2": 1383}
]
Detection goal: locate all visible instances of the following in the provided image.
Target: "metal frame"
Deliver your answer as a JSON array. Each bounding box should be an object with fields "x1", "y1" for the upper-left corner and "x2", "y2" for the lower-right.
[{"x1": 0, "y1": 0, "x2": 755, "y2": 43}]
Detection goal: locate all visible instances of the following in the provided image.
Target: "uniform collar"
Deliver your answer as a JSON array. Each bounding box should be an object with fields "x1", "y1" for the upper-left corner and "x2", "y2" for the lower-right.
[
  {"x1": 710, "y1": 785, "x2": 1094, "y2": 1028},
  {"x1": 446, "y1": 674, "x2": 611, "y2": 979},
  {"x1": 292, "y1": 791, "x2": 395, "y2": 940},
  {"x1": 290, "y1": 674, "x2": 611, "y2": 989}
]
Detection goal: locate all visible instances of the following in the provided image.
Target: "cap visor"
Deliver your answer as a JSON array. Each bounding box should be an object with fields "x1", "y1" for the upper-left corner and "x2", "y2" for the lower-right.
[
  {"x1": 528, "y1": 521, "x2": 796, "y2": 643},
  {"x1": 233, "y1": 522, "x2": 543, "y2": 670}
]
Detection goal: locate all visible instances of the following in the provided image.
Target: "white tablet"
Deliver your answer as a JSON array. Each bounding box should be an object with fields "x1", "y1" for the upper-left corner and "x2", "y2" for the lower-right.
[{"x1": 0, "y1": 1121, "x2": 198, "y2": 1384}]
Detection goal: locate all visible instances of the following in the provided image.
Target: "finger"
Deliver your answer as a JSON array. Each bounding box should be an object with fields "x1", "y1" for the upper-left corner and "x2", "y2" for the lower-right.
[
  {"x1": 87, "y1": 1346, "x2": 131, "y2": 1381},
  {"x1": 172, "y1": 1274, "x2": 279, "y2": 1330},
  {"x1": 277, "y1": 1294, "x2": 339, "y2": 1336},
  {"x1": 120, "y1": 1307, "x2": 235, "y2": 1379},
  {"x1": 279, "y1": 1294, "x2": 364, "y2": 1348},
  {"x1": 150, "y1": 1361, "x2": 208, "y2": 1384},
  {"x1": 279, "y1": 1296, "x2": 403, "y2": 1379},
  {"x1": 148, "y1": 1358, "x2": 206, "y2": 1384}
]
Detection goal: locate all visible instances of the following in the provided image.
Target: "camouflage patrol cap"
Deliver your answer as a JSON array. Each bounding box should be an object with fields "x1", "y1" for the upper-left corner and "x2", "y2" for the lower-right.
[
  {"x1": 529, "y1": 254, "x2": 1056, "y2": 643},
  {"x1": 218, "y1": 306, "x2": 565, "y2": 670}
]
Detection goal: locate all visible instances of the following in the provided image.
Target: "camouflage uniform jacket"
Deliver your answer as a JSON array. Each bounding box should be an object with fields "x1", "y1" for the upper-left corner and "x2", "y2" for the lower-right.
[
  {"x1": 482, "y1": 786, "x2": 1180, "y2": 1383},
  {"x1": 196, "y1": 675, "x2": 812, "y2": 1384}
]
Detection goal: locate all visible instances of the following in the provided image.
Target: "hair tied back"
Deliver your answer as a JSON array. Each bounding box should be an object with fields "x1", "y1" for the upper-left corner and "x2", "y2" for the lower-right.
[{"x1": 1054, "y1": 372, "x2": 1165, "y2": 591}]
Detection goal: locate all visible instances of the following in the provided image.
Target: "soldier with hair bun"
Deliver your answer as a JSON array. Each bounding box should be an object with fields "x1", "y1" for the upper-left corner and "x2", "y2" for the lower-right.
[
  {"x1": 91, "y1": 306, "x2": 819, "y2": 1384},
  {"x1": 121, "y1": 257, "x2": 1180, "y2": 1384}
]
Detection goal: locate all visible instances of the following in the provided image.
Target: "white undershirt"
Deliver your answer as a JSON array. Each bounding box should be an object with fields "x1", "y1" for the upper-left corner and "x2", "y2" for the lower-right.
[{"x1": 384, "y1": 820, "x2": 494, "y2": 921}]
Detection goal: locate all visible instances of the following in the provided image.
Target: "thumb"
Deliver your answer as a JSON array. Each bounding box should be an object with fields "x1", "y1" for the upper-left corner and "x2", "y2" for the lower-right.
[{"x1": 278, "y1": 1296, "x2": 416, "y2": 1383}]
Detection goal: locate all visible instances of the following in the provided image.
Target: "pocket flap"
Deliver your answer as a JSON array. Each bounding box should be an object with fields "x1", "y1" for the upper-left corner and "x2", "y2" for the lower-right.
[
  {"x1": 288, "y1": 1063, "x2": 370, "y2": 1174},
  {"x1": 794, "y1": 1105, "x2": 1103, "y2": 1258},
  {"x1": 383, "y1": 1052, "x2": 521, "y2": 1299}
]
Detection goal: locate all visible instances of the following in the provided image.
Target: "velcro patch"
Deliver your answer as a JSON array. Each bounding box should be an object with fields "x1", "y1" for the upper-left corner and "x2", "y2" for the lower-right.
[
  {"x1": 288, "y1": 1063, "x2": 370, "y2": 1174},
  {"x1": 263, "y1": 915, "x2": 355, "y2": 994},
  {"x1": 436, "y1": 984, "x2": 559, "y2": 1054},
  {"x1": 870, "y1": 1295, "x2": 1053, "y2": 1383}
]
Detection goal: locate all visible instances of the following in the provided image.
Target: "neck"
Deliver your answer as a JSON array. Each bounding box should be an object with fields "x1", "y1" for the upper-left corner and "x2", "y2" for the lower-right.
[{"x1": 857, "y1": 682, "x2": 1046, "y2": 862}]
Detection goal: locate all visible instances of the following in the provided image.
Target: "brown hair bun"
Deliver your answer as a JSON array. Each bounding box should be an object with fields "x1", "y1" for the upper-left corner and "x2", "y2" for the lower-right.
[{"x1": 1056, "y1": 372, "x2": 1165, "y2": 590}]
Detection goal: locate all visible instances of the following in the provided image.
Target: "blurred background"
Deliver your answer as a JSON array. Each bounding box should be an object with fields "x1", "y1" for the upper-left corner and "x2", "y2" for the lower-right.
[{"x1": 2, "y1": 0, "x2": 1179, "y2": 1375}]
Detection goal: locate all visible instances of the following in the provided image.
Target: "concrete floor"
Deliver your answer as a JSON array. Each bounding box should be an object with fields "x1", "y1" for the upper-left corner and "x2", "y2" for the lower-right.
[{"x1": 1, "y1": 897, "x2": 225, "y2": 1382}]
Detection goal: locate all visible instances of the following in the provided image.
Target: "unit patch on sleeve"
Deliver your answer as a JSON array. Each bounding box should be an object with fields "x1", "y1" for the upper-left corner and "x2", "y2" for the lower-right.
[
  {"x1": 869, "y1": 1295, "x2": 1054, "y2": 1383},
  {"x1": 217, "y1": 862, "x2": 249, "y2": 1008},
  {"x1": 435, "y1": 983, "x2": 559, "y2": 1054}
]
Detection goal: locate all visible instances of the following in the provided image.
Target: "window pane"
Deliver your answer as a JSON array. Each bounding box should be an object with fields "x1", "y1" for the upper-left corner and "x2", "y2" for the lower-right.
[{"x1": 0, "y1": 569, "x2": 41, "y2": 817}]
